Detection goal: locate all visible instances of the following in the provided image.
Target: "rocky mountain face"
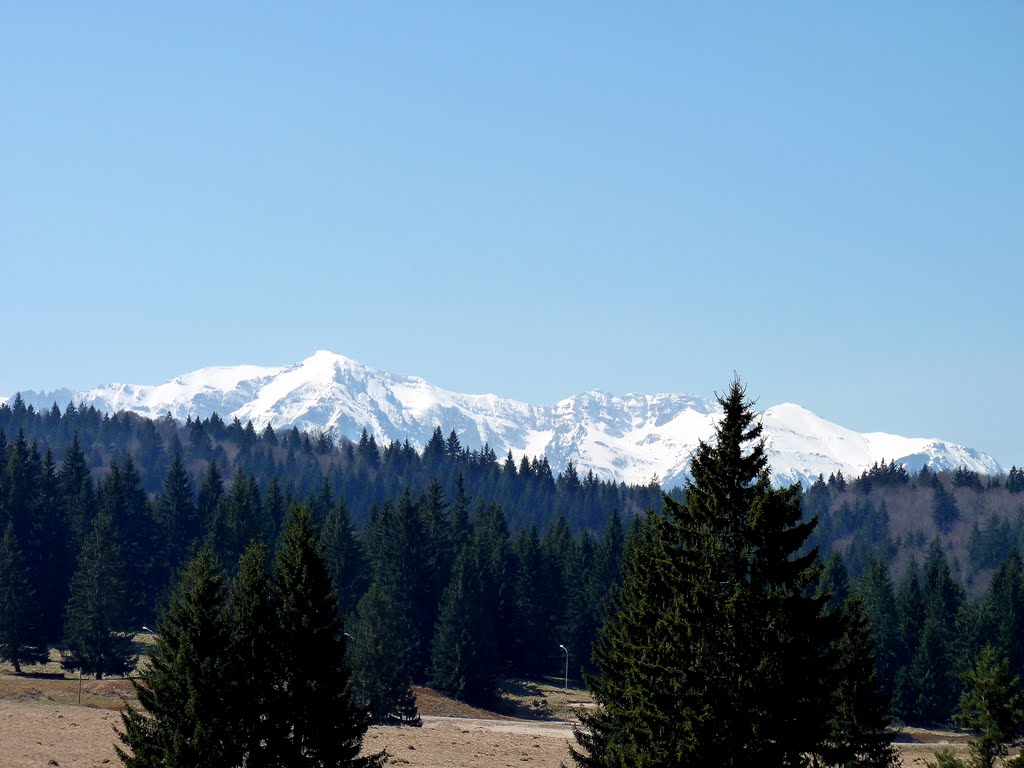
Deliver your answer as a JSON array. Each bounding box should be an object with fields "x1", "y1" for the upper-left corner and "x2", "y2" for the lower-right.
[{"x1": 11, "y1": 350, "x2": 1003, "y2": 487}]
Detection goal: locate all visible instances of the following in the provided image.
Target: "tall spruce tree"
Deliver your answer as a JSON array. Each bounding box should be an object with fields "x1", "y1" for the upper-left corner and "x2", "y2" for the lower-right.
[
  {"x1": 365, "y1": 491, "x2": 432, "y2": 679},
  {"x1": 0, "y1": 522, "x2": 47, "y2": 672},
  {"x1": 269, "y1": 506, "x2": 383, "y2": 767},
  {"x1": 977, "y1": 549, "x2": 1024, "y2": 684},
  {"x1": 321, "y1": 498, "x2": 368, "y2": 620},
  {"x1": 429, "y1": 547, "x2": 498, "y2": 706},
  {"x1": 858, "y1": 556, "x2": 901, "y2": 701},
  {"x1": 228, "y1": 540, "x2": 276, "y2": 767},
  {"x1": 158, "y1": 451, "x2": 199, "y2": 577},
  {"x1": 117, "y1": 545, "x2": 241, "y2": 768},
  {"x1": 349, "y1": 582, "x2": 421, "y2": 726},
  {"x1": 63, "y1": 510, "x2": 136, "y2": 679},
  {"x1": 572, "y1": 379, "x2": 883, "y2": 768},
  {"x1": 820, "y1": 595, "x2": 899, "y2": 768},
  {"x1": 197, "y1": 460, "x2": 225, "y2": 538},
  {"x1": 510, "y1": 524, "x2": 546, "y2": 677},
  {"x1": 955, "y1": 645, "x2": 1024, "y2": 768},
  {"x1": 58, "y1": 431, "x2": 95, "y2": 550},
  {"x1": 34, "y1": 448, "x2": 71, "y2": 639},
  {"x1": 99, "y1": 457, "x2": 160, "y2": 624}
]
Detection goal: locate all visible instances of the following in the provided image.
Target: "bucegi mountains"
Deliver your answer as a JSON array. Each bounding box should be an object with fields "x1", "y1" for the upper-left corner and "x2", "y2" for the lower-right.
[{"x1": 11, "y1": 351, "x2": 1002, "y2": 488}]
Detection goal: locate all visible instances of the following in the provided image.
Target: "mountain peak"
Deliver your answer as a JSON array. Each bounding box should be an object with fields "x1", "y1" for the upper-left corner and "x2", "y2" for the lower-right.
[{"x1": 8, "y1": 353, "x2": 1005, "y2": 487}]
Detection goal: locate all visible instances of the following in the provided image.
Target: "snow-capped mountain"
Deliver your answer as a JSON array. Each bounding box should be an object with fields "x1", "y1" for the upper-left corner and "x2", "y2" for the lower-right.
[{"x1": 11, "y1": 351, "x2": 1004, "y2": 487}]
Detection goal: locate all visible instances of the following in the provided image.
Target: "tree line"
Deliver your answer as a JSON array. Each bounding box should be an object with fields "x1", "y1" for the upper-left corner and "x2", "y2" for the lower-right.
[
  {"x1": 0, "y1": 423, "x2": 626, "y2": 714},
  {"x1": 0, "y1": 393, "x2": 661, "y2": 532},
  {"x1": 2, "y1": 392, "x2": 1024, "y2": 734}
]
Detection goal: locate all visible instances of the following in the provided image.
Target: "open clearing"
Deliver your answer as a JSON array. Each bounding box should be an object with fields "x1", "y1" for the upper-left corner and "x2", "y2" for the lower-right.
[{"x1": 0, "y1": 660, "x2": 979, "y2": 768}]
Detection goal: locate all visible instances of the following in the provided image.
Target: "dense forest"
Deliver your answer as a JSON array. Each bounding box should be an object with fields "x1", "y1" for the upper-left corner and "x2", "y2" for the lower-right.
[{"x1": 0, "y1": 394, "x2": 1023, "y2": 730}]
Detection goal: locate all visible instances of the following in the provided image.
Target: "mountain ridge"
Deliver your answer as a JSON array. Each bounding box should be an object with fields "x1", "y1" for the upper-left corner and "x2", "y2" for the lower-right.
[{"x1": 7, "y1": 350, "x2": 1004, "y2": 488}]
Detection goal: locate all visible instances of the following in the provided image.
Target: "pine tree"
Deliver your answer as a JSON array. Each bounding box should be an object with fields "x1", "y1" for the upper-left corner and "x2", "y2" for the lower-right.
[
  {"x1": 421, "y1": 426, "x2": 446, "y2": 474},
  {"x1": 117, "y1": 545, "x2": 241, "y2": 768},
  {"x1": 158, "y1": 451, "x2": 199, "y2": 576},
  {"x1": 470, "y1": 501, "x2": 513, "y2": 675},
  {"x1": 4, "y1": 429, "x2": 38, "y2": 546},
  {"x1": 0, "y1": 522, "x2": 47, "y2": 672},
  {"x1": 429, "y1": 548, "x2": 497, "y2": 706},
  {"x1": 893, "y1": 559, "x2": 928, "y2": 719},
  {"x1": 229, "y1": 541, "x2": 276, "y2": 767},
  {"x1": 322, "y1": 498, "x2": 369, "y2": 620},
  {"x1": 955, "y1": 645, "x2": 1024, "y2": 768},
  {"x1": 907, "y1": 541, "x2": 966, "y2": 724},
  {"x1": 977, "y1": 549, "x2": 1024, "y2": 684},
  {"x1": 449, "y1": 475, "x2": 472, "y2": 549},
  {"x1": 510, "y1": 525, "x2": 546, "y2": 677},
  {"x1": 349, "y1": 582, "x2": 421, "y2": 726},
  {"x1": 197, "y1": 460, "x2": 225, "y2": 537},
  {"x1": 572, "y1": 379, "x2": 853, "y2": 768},
  {"x1": 905, "y1": 616, "x2": 959, "y2": 725},
  {"x1": 34, "y1": 448, "x2": 71, "y2": 639},
  {"x1": 365, "y1": 491, "x2": 431, "y2": 678},
  {"x1": 932, "y1": 482, "x2": 960, "y2": 534},
  {"x1": 539, "y1": 514, "x2": 573, "y2": 673},
  {"x1": 58, "y1": 431, "x2": 95, "y2": 549},
  {"x1": 418, "y1": 479, "x2": 453, "y2": 639},
  {"x1": 594, "y1": 510, "x2": 625, "y2": 596},
  {"x1": 100, "y1": 457, "x2": 160, "y2": 624},
  {"x1": 263, "y1": 476, "x2": 286, "y2": 546},
  {"x1": 63, "y1": 510, "x2": 136, "y2": 679},
  {"x1": 858, "y1": 556, "x2": 901, "y2": 700},
  {"x1": 571, "y1": 513, "x2": 678, "y2": 767},
  {"x1": 269, "y1": 506, "x2": 384, "y2": 767},
  {"x1": 818, "y1": 595, "x2": 899, "y2": 768},
  {"x1": 564, "y1": 530, "x2": 601, "y2": 677},
  {"x1": 212, "y1": 469, "x2": 265, "y2": 568},
  {"x1": 818, "y1": 550, "x2": 851, "y2": 614}
]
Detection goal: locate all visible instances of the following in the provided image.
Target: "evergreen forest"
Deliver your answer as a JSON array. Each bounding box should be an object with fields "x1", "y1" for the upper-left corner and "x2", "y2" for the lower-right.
[{"x1": 1, "y1": 392, "x2": 1023, "y2": 738}]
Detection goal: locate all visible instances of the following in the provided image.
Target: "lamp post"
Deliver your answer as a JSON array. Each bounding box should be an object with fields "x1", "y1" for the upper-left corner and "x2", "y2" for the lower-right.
[{"x1": 559, "y1": 644, "x2": 568, "y2": 691}]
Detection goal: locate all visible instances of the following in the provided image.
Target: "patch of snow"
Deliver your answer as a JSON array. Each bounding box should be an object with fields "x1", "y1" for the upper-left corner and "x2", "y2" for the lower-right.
[{"x1": 12, "y1": 351, "x2": 1005, "y2": 488}]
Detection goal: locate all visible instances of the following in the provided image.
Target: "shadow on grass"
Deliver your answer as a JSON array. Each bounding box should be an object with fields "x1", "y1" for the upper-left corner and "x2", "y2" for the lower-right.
[{"x1": 15, "y1": 671, "x2": 65, "y2": 680}]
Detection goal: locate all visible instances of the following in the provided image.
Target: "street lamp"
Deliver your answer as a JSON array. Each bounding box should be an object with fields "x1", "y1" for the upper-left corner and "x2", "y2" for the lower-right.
[{"x1": 559, "y1": 644, "x2": 568, "y2": 691}]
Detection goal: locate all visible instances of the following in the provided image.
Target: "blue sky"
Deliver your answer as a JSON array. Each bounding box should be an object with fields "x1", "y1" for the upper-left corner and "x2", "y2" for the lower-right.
[{"x1": 2, "y1": 3, "x2": 1022, "y2": 467}]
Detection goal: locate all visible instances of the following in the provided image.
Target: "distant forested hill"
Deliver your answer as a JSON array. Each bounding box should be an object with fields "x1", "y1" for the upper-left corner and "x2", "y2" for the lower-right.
[{"x1": 804, "y1": 460, "x2": 1024, "y2": 593}]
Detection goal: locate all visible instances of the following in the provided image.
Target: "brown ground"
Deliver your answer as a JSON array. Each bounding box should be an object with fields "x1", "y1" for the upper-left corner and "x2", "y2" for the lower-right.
[
  {"x1": 0, "y1": 661, "x2": 986, "y2": 768},
  {"x1": 0, "y1": 678, "x2": 577, "y2": 768}
]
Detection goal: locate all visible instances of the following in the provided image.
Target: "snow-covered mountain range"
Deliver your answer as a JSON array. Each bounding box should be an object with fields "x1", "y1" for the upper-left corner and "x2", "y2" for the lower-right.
[{"x1": 8, "y1": 350, "x2": 1003, "y2": 487}]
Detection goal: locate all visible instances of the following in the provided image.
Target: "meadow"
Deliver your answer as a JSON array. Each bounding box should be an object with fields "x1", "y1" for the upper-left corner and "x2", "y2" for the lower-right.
[{"x1": 0, "y1": 654, "x2": 974, "y2": 768}]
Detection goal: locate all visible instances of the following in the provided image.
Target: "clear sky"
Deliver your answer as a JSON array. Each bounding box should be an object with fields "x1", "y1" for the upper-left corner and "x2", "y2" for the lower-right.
[{"x1": 2, "y1": 4, "x2": 1022, "y2": 467}]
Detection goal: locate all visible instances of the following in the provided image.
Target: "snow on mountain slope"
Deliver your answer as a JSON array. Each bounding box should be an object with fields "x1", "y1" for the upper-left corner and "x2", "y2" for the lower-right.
[
  {"x1": 760, "y1": 404, "x2": 1001, "y2": 486},
  {"x1": 10, "y1": 351, "x2": 1004, "y2": 487}
]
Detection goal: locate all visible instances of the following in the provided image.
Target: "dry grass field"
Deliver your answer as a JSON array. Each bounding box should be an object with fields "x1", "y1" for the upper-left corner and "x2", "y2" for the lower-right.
[
  {"x1": 0, "y1": 673, "x2": 578, "y2": 768},
  {"x1": 0, "y1": 654, "x2": 984, "y2": 768}
]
